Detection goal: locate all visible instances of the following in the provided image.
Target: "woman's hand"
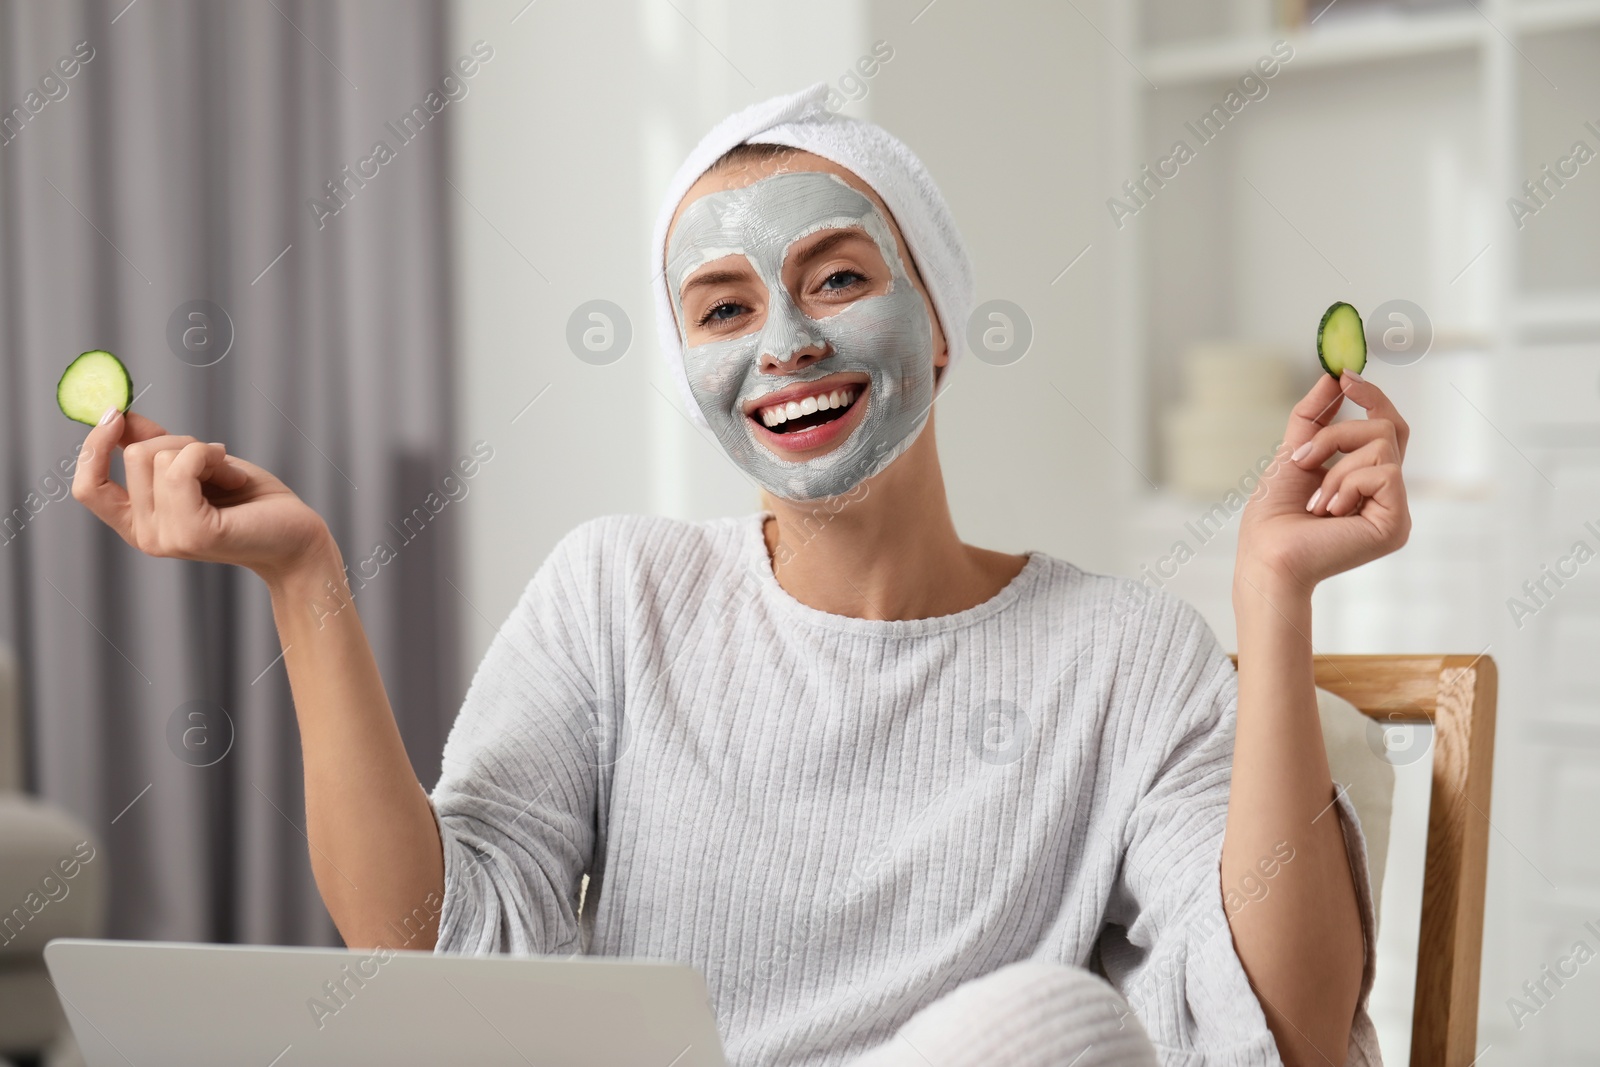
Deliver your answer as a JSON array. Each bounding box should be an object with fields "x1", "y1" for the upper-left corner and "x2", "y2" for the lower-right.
[
  {"x1": 1236, "y1": 370, "x2": 1412, "y2": 599},
  {"x1": 71, "y1": 406, "x2": 331, "y2": 583}
]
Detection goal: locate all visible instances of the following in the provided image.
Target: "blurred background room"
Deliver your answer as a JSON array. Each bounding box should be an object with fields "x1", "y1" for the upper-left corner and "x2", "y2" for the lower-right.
[{"x1": 2, "y1": 0, "x2": 1598, "y2": 1063}]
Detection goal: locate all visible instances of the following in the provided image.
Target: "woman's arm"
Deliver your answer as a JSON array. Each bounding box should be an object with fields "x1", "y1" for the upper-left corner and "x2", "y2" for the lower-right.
[
  {"x1": 1226, "y1": 370, "x2": 1411, "y2": 1066},
  {"x1": 1225, "y1": 572, "x2": 1363, "y2": 1065},
  {"x1": 71, "y1": 407, "x2": 444, "y2": 950},
  {"x1": 263, "y1": 532, "x2": 445, "y2": 951}
]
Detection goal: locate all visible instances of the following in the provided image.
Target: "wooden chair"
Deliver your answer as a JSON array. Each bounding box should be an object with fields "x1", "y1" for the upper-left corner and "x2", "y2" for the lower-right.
[{"x1": 1227, "y1": 653, "x2": 1499, "y2": 1067}]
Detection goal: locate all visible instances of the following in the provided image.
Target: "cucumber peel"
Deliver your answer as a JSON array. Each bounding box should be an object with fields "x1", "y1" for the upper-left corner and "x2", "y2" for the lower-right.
[
  {"x1": 1316, "y1": 302, "x2": 1366, "y2": 379},
  {"x1": 57, "y1": 349, "x2": 133, "y2": 425}
]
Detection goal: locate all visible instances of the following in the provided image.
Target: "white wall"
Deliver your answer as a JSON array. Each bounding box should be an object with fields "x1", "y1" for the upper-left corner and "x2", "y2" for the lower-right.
[{"x1": 862, "y1": 0, "x2": 1122, "y2": 574}]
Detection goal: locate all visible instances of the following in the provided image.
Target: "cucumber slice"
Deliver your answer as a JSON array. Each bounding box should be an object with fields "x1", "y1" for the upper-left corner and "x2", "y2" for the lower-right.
[
  {"x1": 1316, "y1": 302, "x2": 1366, "y2": 379},
  {"x1": 57, "y1": 349, "x2": 133, "y2": 425}
]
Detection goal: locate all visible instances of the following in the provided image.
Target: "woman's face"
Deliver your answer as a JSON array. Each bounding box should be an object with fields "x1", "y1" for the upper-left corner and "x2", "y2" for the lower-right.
[{"x1": 665, "y1": 150, "x2": 948, "y2": 501}]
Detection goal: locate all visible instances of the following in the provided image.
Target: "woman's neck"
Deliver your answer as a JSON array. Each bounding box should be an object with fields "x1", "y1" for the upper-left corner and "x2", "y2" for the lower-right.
[{"x1": 759, "y1": 421, "x2": 1029, "y2": 621}]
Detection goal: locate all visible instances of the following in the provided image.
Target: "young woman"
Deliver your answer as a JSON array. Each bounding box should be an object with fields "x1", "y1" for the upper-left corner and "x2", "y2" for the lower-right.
[{"x1": 71, "y1": 84, "x2": 1405, "y2": 1066}]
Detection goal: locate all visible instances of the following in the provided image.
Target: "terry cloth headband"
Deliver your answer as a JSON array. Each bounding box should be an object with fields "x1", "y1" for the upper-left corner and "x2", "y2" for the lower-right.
[{"x1": 649, "y1": 81, "x2": 977, "y2": 432}]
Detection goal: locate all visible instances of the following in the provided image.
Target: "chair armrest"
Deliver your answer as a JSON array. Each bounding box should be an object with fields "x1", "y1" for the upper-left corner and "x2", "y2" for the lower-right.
[{"x1": 0, "y1": 797, "x2": 105, "y2": 959}]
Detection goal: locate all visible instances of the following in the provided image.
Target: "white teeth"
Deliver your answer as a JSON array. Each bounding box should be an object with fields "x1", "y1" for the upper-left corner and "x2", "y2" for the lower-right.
[{"x1": 754, "y1": 385, "x2": 861, "y2": 428}]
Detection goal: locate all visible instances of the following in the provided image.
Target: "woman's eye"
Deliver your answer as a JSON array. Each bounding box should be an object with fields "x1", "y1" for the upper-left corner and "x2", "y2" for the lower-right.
[
  {"x1": 820, "y1": 270, "x2": 865, "y2": 292},
  {"x1": 697, "y1": 302, "x2": 745, "y2": 326}
]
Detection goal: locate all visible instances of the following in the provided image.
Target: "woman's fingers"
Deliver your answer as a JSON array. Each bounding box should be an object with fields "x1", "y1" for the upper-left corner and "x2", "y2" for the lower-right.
[
  {"x1": 210, "y1": 453, "x2": 271, "y2": 481},
  {"x1": 1307, "y1": 440, "x2": 1388, "y2": 515},
  {"x1": 70, "y1": 410, "x2": 263, "y2": 562},
  {"x1": 165, "y1": 443, "x2": 239, "y2": 490},
  {"x1": 1321, "y1": 464, "x2": 1409, "y2": 539},
  {"x1": 203, "y1": 454, "x2": 284, "y2": 495},
  {"x1": 204, "y1": 458, "x2": 252, "y2": 492},
  {"x1": 151, "y1": 443, "x2": 217, "y2": 557},
  {"x1": 70, "y1": 408, "x2": 139, "y2": 543},
  {"x1": 1283, "y1": 373, "x2": 1348, "y2": 455},
  {"x1": 149, "y1": 443, "x2": 236, "y2": 558},
  {"x1": 119, "y1": 409, "x2": 172, "y2": 445},
  {"x1": 125, "y1": 436, "x2": 225, "y2": 553},
  {"x1": 125, "y1": 435, "x2": 203, "y2": 547},
  {"x1": 1334, "y1": 371, "x2": 1410, "y2": 463},
  {"x1": 1290, "y1": 416, "x2": 1400, "y2": 472}
]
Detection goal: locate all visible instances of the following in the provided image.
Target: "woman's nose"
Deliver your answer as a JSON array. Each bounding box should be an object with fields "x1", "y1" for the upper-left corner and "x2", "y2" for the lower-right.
[
  {"x1": 757, "y1": 299, "x2": 826, "y2": 374},
  {"x1": 761, "y1": 344, "x2": 827, "y2": 374}
]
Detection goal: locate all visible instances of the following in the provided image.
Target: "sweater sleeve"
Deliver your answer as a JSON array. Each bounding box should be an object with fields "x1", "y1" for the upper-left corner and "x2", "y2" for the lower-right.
[
  {"x1": 427, "y1": 520, "x2": 611, "y2": 957},
  {"x1": 1097, "y1": 594, "x2": 1384, "y2": 1067}
]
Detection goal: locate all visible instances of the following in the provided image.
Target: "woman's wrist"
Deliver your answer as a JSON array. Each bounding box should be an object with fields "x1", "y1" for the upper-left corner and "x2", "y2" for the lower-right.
[
  {"x1": 1233, "y1": 552, "x2": 1315, "y2": 613},
  {"x1": 258, "y1": 521, "x2": 344, "y2": 605},
  {"x1": 1233, "y1": 558, "x2": 1316, "y2": 676}
]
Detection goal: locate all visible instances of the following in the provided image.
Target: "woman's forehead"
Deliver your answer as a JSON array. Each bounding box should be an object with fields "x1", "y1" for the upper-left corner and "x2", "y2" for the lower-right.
[
  {"x1": 668, "y1": 150, "x2": 896, "y2": 250},
  {"x1": 669, "y1": 172, "x2": 875, "y2": 258}
]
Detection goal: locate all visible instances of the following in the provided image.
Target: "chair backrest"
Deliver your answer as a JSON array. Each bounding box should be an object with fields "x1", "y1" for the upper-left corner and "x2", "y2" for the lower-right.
[{"x1": 1227, "y1": 653, "x2": 1498, "y2": 1067}]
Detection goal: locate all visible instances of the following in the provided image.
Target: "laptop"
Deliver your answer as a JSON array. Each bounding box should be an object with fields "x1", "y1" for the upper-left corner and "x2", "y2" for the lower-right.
[{"x1": 45, "y1": 938, "x2": 728, "y2": 1066}]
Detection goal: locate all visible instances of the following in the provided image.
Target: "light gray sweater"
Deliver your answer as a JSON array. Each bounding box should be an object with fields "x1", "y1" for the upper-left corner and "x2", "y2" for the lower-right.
[{"x1": 428, "y1": 512, "x2": 1383, "y2": 1066}]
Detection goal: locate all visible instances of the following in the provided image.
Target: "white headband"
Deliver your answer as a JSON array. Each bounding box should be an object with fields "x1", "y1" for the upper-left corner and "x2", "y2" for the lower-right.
[{"x1": 649, "y1": 82, "x2": 977, "y2": 431}]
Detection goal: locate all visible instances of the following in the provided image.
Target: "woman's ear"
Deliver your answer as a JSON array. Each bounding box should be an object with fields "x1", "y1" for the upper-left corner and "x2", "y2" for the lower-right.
[{"x1": 930, "y1": 301, "x2": 950, "y2": 382}]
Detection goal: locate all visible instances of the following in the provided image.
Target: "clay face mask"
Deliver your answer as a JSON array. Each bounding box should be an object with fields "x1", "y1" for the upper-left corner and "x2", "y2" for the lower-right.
[{"x1": 666, "y1": 170, "x2": 935, "y2": 501}]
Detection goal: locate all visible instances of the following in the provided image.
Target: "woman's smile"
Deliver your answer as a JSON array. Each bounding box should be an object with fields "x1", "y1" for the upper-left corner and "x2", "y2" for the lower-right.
[{"x1": 744, "y1": 372, "x2": 870, "y2": 458}]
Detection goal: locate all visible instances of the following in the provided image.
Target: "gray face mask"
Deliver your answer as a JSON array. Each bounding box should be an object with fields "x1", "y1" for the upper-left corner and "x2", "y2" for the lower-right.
[{"x1": 666, "y1": 170, "x2": 935, "y2": 502}]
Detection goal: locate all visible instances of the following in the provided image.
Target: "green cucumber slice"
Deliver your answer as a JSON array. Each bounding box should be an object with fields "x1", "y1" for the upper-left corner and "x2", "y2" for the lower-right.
[
  {"x1": 57, "y1": 349, "x2": 133, "y2": 425},
  {"x1": 1316, "y1": 302, "x2": 1366, "y2": 379}
]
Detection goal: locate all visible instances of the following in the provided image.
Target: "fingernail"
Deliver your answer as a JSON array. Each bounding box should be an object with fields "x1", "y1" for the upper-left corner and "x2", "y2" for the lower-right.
[
  {"x1": 1343, "y1": 368, "x2": 1366, "y2": 383},
  {"x1": 1291, "y1": 441, "x2": 1313, "y2": 463},
  {"x1": 98, "y1": 406, "x2": 121, "y2": 426},
  {"x1": 1306, "y1": 487, "x2": 1322, "y2": 513}
]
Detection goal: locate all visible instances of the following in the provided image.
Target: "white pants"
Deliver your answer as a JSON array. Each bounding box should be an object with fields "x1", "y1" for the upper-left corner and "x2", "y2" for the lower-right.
[{"x1": 851, "y1": 962, "x2": 1161, "y2": 1067}]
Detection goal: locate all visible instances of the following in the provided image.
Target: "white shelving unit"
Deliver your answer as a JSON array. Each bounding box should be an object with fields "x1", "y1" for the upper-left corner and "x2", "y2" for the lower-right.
[
  {"x1": 1105, "y1": 1, "x2": 1600, "y2": 1063},
  {"x1": 1143, "y1": 9, "x2": 1484, "y2": 84}
]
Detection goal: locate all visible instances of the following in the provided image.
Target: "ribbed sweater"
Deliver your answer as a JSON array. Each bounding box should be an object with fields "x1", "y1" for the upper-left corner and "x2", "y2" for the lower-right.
[{"x1": 428, "y1": 512, "x2": 1383, "y2": 1066}]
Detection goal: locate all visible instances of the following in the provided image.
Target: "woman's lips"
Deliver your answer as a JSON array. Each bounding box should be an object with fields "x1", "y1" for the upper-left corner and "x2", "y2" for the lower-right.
[{"x1": 748, "y1": 382, "x2": 869, "y2": 457}]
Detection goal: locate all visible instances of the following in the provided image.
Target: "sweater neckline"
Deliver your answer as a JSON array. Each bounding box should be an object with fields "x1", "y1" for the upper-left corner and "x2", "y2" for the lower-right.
[{"x1": 741, "y1": 510, "x2": 1050, "y2": 638}]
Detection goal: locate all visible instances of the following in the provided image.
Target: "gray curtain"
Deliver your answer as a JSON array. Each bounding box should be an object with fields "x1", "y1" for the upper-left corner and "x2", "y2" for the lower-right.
[{"x1": 0, "y1": 0, "x2": 460, "y2": 947}]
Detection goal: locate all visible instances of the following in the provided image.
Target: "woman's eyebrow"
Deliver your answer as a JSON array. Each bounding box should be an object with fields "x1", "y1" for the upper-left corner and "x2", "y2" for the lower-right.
[
  {"x1": 681, "y1": 266, "x2": 752, "y2": 295},
  {"x1": 791, "y1": 228, "x2": 870, "y2": 264}
]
